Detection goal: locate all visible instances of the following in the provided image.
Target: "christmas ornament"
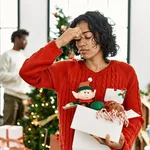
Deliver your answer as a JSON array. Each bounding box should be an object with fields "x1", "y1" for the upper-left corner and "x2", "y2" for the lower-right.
[
  {"x1": 53, "y1": 12, "x2": 58, "y2": 17},
  {"x1": 68, "y1": 52, "x2": 74, "y2": 59},
  {"x1": 60, "y1": 25, "x2": 67, "y2": 32}
]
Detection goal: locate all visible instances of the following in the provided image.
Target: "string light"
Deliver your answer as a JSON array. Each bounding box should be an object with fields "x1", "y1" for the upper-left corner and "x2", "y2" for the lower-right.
[
  {"x1": 46, "y1": 103, "x2": 49, "y2": 106},
  {"x1": 31, "y1": 112, "x2": 34, "y2": 115},
  {"x1": 41, "y1": 134, "x2": 44, "y2": 137},
  {"x1": 52, "y1": 105, "x2": 55, "y2": 109},
  {"x1": 50, "y1": 96, "x2": 54, "y2": 100},
  {"x1": 28, "y1": 128, "x2": 31, "y2": 131},
  {"x1": 39, "y1": 88, "x2": 43, "y2": 93},
  {"x1": 55, "y1": 110, "x2": 58, "y2": 113},
  {"x1": 51, "y1": 101, "x2": 55, "y2": 104},
  {"x1": 28, "y1": 140, "x2": 30, "y2": 143},
  {"x1": 41, "y1": 103, "x2": 44, "y2": 106},
  {"x1": 33, "y1": 115, "x2": 36, "y2": 118},
  {"x1": 50, "y1": 97, "x2": 55, "y2": 104},
  {"x1": 42, "y1": 143, "x2": 45, "y2": 147},
  {"x1": 31, "y1": 104, "x2": 34, "y2": 107},
  {"x1": 46, "y1": 145, "x2": 50, "y2": 148},
  {"x1": 17, "y1": 122, "x2": 20, "y2": 125},
  {"x1": 35, "y1": 104, "x2": 38, "y2": 107}
]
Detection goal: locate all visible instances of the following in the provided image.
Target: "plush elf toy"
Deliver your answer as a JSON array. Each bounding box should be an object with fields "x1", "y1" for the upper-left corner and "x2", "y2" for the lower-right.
[{"x1": 63, "y1": 77, "x2": 104, "y2": 110}]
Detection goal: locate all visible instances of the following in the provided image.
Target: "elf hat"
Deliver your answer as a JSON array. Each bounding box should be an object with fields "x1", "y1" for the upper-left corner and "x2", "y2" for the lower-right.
[{"x1": 77, "y1": 77, "x2": 93, "y2": 92}]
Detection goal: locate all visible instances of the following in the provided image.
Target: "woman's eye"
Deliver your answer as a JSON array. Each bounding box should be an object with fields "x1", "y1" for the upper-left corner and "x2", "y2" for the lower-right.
[{"x1": 85, "y1": 36, "x2": 92, "y2": 39}]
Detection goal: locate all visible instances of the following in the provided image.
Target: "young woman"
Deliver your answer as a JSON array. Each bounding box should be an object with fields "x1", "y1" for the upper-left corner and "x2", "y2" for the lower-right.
[{"x1": 19, "y1": 11, "x2": 143, "y2": 150}]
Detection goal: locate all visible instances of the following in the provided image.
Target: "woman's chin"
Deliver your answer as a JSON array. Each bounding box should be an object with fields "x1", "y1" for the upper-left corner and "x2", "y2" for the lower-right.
[{"x1": 82, "y1": 55, "x2": 91, "y2": 59}]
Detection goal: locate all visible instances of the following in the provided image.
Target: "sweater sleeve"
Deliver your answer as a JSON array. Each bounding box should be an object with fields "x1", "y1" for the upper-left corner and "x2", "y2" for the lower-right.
[
  {"x1": 122, "y1": 68, "x2": 144, "y2": 150},
  {"x1": 19, "y1": 41, "x2": 67, "y2": 91},
  {"x1": 0, "y1": 53, "x2": 19, "y2": 82}
]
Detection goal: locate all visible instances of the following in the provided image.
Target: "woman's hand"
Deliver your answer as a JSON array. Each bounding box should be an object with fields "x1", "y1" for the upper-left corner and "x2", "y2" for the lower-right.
[
  {"x1": 92, "y1": 133, "x2": 125, "y2": 149},
  {"x1": 55, "y1": 27, "x2": 84, "y2": 48}
]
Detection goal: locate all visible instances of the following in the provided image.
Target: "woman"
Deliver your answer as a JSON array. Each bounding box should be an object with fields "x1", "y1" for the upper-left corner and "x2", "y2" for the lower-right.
[{"x1": 20, "y1": 11, "x2": 143, "y2": 150}]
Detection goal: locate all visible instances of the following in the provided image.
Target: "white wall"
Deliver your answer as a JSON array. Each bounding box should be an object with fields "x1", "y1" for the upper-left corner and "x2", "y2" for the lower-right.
[
  {"x1": 20, "y1": 0, "x2": 48, "y2": 57},
  {"x1": 130, "y1": 0, "x2": 150, "y2": 91},
  {"x1": 0, "y1": 0, "x2": 48, "y2": 115}
]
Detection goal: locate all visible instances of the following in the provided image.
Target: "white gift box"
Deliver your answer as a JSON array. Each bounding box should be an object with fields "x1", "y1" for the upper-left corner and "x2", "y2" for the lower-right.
[
  {"x1": 0, "y1": 125, "x2": 23, "y2": 149},
  {"x1": 71, "y1": 105, "x2": 140, "y2": 149},
  {"x1": 73, "y1": 130, "x2": 111, "y2": 150}
]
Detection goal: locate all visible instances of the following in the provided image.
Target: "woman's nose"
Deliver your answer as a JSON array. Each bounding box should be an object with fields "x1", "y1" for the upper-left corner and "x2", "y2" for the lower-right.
[{"x1": 77, "y1": 38, "x2": 86, "y2": 47}]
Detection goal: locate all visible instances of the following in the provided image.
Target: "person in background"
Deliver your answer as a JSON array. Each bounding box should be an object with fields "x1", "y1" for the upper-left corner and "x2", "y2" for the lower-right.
[
  {"x1": 19, "y1": 11, "x2": 143, "y2": 150},
  {"x1": 0, "y1": 29, "x2": 30, "y2": 125}
]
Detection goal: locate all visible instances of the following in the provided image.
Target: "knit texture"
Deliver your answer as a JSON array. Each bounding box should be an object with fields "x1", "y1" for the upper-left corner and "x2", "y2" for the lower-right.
[
  {"x1": 0, "y1": 49, "x2": 30, "y2": 99},
  {"x1": 20, "y1": 41, "x2": 144, "y2": 150}
]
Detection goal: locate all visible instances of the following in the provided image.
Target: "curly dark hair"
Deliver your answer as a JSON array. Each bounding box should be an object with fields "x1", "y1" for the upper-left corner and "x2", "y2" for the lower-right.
[
  {"x1": 69, "y1": 11, "x2": 119, "y2": 59},
  {"x1": 11, "y1": 29, "x2": 29, "y2": 43}
]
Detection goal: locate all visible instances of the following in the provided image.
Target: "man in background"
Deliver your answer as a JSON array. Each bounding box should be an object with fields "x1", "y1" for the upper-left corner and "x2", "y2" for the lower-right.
[{"x1": 0, "y1": 29, "x2": 30, "y2": 125}]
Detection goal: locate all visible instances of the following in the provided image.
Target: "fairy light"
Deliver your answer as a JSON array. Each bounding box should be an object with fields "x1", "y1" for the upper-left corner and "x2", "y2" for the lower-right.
[
  {"x1": 33, "y1": 115, "x2": 36, "y2": 118},
  {"x1": 41, "y1": 134, "x2": 44, "y2": 137},
  {"x1": 17, "y1": 122, "x2": 20, "y2": 125},
  {"x1": 42, "y1": 143, "x2": 45, "y2": 147},
  {"x1": 52, "y1": 105, "x2": 55, "y2": 109},
  {"x1": 51, "y1": 101, "x2": 54, "y2": 104},
  {"x1": 46, "y1": 145, "x2": 50, "y2": 148},
  {"x1": 31, "y1": 104, "x2": 34, "y2": 107},
  {"x1": 31, "y1": 112, "x2": 34, "y2": 115},
  {"x1": 46, "y1": 103, "x2": 49, "y2": 106},
  {"x1": 50, "y1": 96, "x2": 54, "y2": 99},
  {"x1": 35, "y1": 104, "x2": 38, "y2": 107},
  {"x1": 55, "y1": 110, "x2": 58, "y2": 113},
  {"x1": 39, "y1": 88, "x2": 43, "y2": 93},
  {"x1": 41, "y1": 103, "x2": 44, "y2": 106},
  {"x1": 28, "y1": 140, "x2": 30, "y2": 143},
  {"x1": 50, "y1": 96, "x2": 55, "y2": 104},
  {"x1": 28, "y1": 128, "x2": 31, "y2": 131}
]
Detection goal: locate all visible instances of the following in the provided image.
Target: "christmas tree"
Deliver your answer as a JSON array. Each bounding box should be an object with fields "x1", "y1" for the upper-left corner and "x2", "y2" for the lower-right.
[
  {"x1": 18, "y1": 89, "x2": 58, "y2": 149},
  {"x1": 49, "y1": 7, "x2": 71, "y2": 60},
  {"x1": 17, "y1": 7, "x2": 70, "y2": 150}
]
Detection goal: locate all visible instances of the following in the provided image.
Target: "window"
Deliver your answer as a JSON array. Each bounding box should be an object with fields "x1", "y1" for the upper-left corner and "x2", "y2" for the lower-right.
[
  {"x1": 0, "y1": 0, "x2": 19, "y2": 115},
  {"x1": 48, "y1": 0, "x2": 130, "y2": 62}
]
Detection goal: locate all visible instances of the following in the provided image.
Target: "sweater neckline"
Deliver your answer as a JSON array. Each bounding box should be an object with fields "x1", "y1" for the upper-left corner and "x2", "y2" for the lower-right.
[
  {"x1": 12, "y1": 49, "x2": 22, "y2": 52},
  {"x1": 80, "y1": 60, "x2": 115, "y2": 75}
]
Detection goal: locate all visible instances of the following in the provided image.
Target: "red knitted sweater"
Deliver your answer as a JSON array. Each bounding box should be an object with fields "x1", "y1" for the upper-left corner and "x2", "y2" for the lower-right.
[{"x1": 19, "y1": 41, "x2": 143, "y2": 150}]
